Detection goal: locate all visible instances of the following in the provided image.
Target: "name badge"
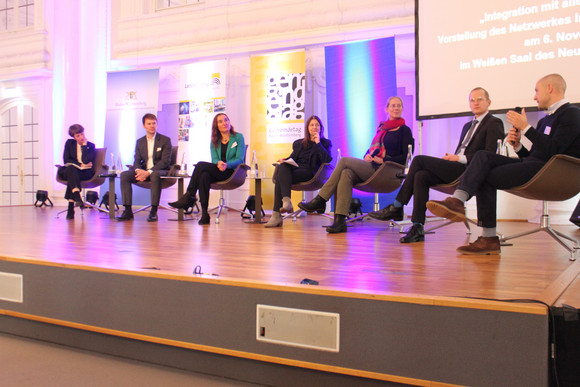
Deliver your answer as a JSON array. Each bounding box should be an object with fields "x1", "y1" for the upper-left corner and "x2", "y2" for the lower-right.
[{"x1": 545, "y1": 126, "x2": 551, "y2": 135}]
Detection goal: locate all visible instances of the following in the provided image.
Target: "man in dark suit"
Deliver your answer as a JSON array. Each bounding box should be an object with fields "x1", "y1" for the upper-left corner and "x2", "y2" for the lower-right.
[
  {"x1": 116, "y1": 113, "x2": 172, "y2": 222},
  {"x1": 369, "y1": 87, "x2": 505, "y2": 243},
  {"x1": 428, "y1": 74, "x2": 580, "y2": 254}
]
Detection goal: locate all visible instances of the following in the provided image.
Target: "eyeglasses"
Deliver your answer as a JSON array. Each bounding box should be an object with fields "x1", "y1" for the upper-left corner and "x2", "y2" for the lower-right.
[{"x1": 470, "y1": 97, "x2": 487, "y2": 103}]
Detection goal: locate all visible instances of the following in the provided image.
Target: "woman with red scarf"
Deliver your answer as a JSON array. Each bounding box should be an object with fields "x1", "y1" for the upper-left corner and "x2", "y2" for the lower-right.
[{"x1": 298, "y1": 97, "x2": 413, "y2": 233}]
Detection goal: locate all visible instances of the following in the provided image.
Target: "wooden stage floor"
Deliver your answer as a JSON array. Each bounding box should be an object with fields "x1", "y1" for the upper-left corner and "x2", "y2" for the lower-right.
[{"x1": 5, "y1": 205, "x2": 580, "y2": 309}]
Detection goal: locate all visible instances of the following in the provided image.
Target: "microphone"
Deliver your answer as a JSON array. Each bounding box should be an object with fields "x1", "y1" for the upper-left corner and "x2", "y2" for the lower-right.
[{"x1": 371, "y1": 149, "x2": 380, "y2": 157}]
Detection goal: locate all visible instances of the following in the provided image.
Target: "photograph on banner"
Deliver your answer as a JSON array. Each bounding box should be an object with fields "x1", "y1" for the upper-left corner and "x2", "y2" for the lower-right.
[{"x1": 179, "y1": 61, "x2": 227, "y2": 165}]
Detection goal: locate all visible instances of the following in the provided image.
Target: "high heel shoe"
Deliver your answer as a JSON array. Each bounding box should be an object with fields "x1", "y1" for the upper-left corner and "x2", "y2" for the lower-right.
[
  {"x1": 72, "y1": 191, "x2": 85, "y2": 209},
  {"x1": 169, "y1": 191, "x2": 193, "y2": 209},
  {"x1": 66, "y1": 204, "x2": 74, "y2": 220},
  {"x1": 198, "y1": 213, "x2": 210, "y2": 225}
]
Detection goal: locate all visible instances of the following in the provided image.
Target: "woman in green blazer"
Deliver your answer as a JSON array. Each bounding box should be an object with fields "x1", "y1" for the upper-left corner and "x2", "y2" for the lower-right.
[{"x1": 169, "y1": 113, "x2": 245, "y2": 225}]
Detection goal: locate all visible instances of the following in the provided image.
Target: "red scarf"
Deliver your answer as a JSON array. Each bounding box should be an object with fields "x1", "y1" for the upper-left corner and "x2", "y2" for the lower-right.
[{"x1": 367, "y1": 118, "x2": 405, "y2": 159}]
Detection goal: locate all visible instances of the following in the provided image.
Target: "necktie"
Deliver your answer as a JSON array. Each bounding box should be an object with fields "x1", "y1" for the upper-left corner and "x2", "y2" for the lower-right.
[{"x1": 457, "y1": 119, "x2": 478, "y2": 153}]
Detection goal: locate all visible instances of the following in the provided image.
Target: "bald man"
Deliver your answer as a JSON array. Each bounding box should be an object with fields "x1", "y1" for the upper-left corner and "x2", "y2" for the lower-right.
[{"x1": 427, "y1": 74, "x2": 580, "y2": 254}]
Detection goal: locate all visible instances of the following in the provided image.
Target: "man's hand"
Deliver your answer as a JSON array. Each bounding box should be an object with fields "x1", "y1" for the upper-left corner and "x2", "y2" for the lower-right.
[
  {"x1": 372, "y1": 156, "x2": 384, "y2": 164},
  {"x1": 506, "y1": 127, "x2": 522, "y2": 148},
  {"x1": 217, "y1": 161, "x2": 228, "y2": 171},
  {"x1": 442, "y1": 153, "x2": 459, "y2": 162},
  {"x1": 81, "y1": 162, "x2": 93, "y2": 168},
  {"x1": 363, "y1": 154, "x2": 373, "y2": 162},
  {"x1": 135, "y1": 169, "x2": 151, "y2": 182},
  {"x1": 506, "y1": 108, "x2": 528, "y2": 130}
]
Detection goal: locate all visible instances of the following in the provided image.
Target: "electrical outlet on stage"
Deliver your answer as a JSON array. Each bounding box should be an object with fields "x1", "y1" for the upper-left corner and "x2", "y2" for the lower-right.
[
  {"x1": 0, "y1": 272, "x2": 23, "y2": 303},
  {"x1": 256, "y1": 304, "x2": 340, "y2": 352}
]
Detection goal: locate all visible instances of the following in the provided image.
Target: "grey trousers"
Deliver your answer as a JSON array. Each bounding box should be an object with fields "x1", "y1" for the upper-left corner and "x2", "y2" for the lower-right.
[
  {"x1": 120, "y1": 169, "x2": 168, "y2": 207},
  {"x1": 318, "y1": 157, "x2": 376, "y2": 215}
]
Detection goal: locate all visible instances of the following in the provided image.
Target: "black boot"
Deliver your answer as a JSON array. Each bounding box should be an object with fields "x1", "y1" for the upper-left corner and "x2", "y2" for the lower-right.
[
  {"x1": 116, "y1": 206, "x2": 134, "y2": 221},
  {"x1": 297, "y1": 195, "x2": 327, "y2": 213},
  {"x1": 198, "y1": 212, "x2": 210, "y2": 225},
  {"x1": 169, "y1": 191, "x2": 193, "y2": 209},
  {"x1": 66, "y1": 202, "x2": 75, "y2": 220},
  {"x1": 326, "y1": 214, "x2": 347, "y2": 233},
  {"x1": 147, "y1": 206, "x2": 158, "y2": 222},
  {"x1": 72, "y1": 191, "x2": 85, "y2": 208}
]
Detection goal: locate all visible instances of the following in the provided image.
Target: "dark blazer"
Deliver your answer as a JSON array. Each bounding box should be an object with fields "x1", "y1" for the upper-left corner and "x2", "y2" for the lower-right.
[
  {"x1": 454, "y1": 113, "x2": 505, "y2": 162},
  {"x1": 287, "y1": 138, "x2": 332, "y2": 171},
  {"x1": 63, "y1": 139, "x2": 96, "y2": 172},
  {"x1": 518, "y1": 103, "x2": 580, "y2": 161},
  {"x1": 132, "y1": 133, "x2": 172, "y2": 171}
]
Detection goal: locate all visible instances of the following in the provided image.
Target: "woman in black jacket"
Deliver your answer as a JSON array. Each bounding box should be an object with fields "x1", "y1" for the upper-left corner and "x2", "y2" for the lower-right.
[
  {"x1": 58, "y1": 124, "x2": 96, "y2": 219},
  {"x1": 265, "y1": 115, "x2": 332, "y2": 227}
]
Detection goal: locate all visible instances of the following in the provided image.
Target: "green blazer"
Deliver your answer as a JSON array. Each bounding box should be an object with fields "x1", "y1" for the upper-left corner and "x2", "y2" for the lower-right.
[{"x1": 210, "y1": 132, "x2": 245, "y2": 170}]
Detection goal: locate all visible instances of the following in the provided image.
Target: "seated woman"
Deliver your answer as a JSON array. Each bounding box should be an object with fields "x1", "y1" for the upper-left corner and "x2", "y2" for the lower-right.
[
  {"x1": 298, "y1": 96, "x2": 413, "y2": 233},
  {"x1": 265, "y1": 115, "x2": 332, "y2": 228},
  {"x1": 57, "y1": 124, "x2": 96, "y2": 220},
  {"x1": 169, "y1": 113, "x2": 245, "y2": 225}
]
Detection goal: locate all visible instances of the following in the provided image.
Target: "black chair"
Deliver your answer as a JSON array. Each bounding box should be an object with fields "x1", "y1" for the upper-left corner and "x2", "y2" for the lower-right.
[
  {"x1": 282, "y1": 163, "x2": 334, "y2": 221},
  {"x1": 130, "y1": 146, "x2": 180, "y2": 215},
  {"x1": 208, "y1": 145, "x2": 250, "y2": 224},
  {"x1": 55, "y1": 147, "x2": 109, "y2": 218}
]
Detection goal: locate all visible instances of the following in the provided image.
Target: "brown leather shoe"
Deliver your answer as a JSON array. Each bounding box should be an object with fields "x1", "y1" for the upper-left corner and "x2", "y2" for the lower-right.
[
  {"x1": 426, "y1": 197, "x2": 466, "y2": 222},
  {"x1": 456, "y1": 236, "x2": 501, "y2": 255}
]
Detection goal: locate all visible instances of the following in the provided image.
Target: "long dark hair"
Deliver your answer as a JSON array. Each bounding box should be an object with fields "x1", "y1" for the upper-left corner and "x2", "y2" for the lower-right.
[
  {"x1": 211, "y1": 113, "x2": 237, "y2": 147},
  {"x1": 301, "y1": 115, "x2": 325, "y2": 148}
]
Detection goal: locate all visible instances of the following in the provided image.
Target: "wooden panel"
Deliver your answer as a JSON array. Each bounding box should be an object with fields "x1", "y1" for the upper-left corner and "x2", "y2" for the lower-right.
[{"x1": 2, "y1": 206, "x2": 578, "y2": 308}]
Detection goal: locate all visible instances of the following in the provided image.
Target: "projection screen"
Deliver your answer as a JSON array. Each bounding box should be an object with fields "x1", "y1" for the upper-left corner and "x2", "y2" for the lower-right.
[{"x1": 416, "y1": 0, "x2": 580, "y2": 120}]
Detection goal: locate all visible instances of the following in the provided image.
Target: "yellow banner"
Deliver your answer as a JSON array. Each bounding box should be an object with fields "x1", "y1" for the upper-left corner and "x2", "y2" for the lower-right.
[{"x1": 250, "y1": 50, "x2": 306, "y2": 208}]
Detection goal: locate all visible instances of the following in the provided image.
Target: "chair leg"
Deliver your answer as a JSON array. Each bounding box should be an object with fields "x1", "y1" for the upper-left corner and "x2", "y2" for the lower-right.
[
  {"x1": 215, "y1": 194, "x2": 225, "y2": 224},
  {"x1": 283, "y1": 191, "x2": 307, "y2": 221},
  {"x1": 157, "y1": 204, "x2": 178, "y2": 214},
  {"x1": 133, "y1": 205, "x2": 151, "y2": 214},
  {"x1": 208, "y1": 190, "x2": 245, "y2": 223},
  {"x1": 424, "y1": 218, "x2": 474, "y2": 234},
  {"x1": 132, "y1": 204, "x2": 177, "y2": 215},
  {"x1": 84, "y1": 202, "x2": 110, "y2": 214},
  {"x1": 55, "y1": 208, "x2": 69, "y2": 218},
  {"x1": 500, "y1": 202, "x2": 578, "y2": 261}
]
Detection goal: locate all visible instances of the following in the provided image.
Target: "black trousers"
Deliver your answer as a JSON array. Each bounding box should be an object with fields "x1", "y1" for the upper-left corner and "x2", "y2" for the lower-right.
[
  {"x1": 186, "y1": 161, "x2": 233, "y2": 212},
  {"x1": 120, "y1": 169, "x2": 168, "y2": 207},
  {"x1": 457, "y1": 150, "x2": 545, "y2": 228},
  {"x1": 395, "y1": 155, "x2": 466, "y2": 224},
  {"x1": 272, "y1": 163, "x2": 314, "y2": 212},
  {"x1": 59, "y1": 165, "x2": 94, "y2": 201}
]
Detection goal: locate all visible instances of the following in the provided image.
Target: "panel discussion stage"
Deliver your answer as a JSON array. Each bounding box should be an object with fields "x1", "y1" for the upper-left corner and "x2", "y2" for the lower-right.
[{"x1": 1, "y1": 205, "x2": 579, "y2": 386}]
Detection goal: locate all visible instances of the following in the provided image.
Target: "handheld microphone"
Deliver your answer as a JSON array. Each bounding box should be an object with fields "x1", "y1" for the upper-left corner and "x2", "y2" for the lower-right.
[
  {"x1": 510, "y1": 106, "x2": 523, "y2": 145},
  {"x1": 371, "y1": 149, "x2": 380, "y2": 157}
]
